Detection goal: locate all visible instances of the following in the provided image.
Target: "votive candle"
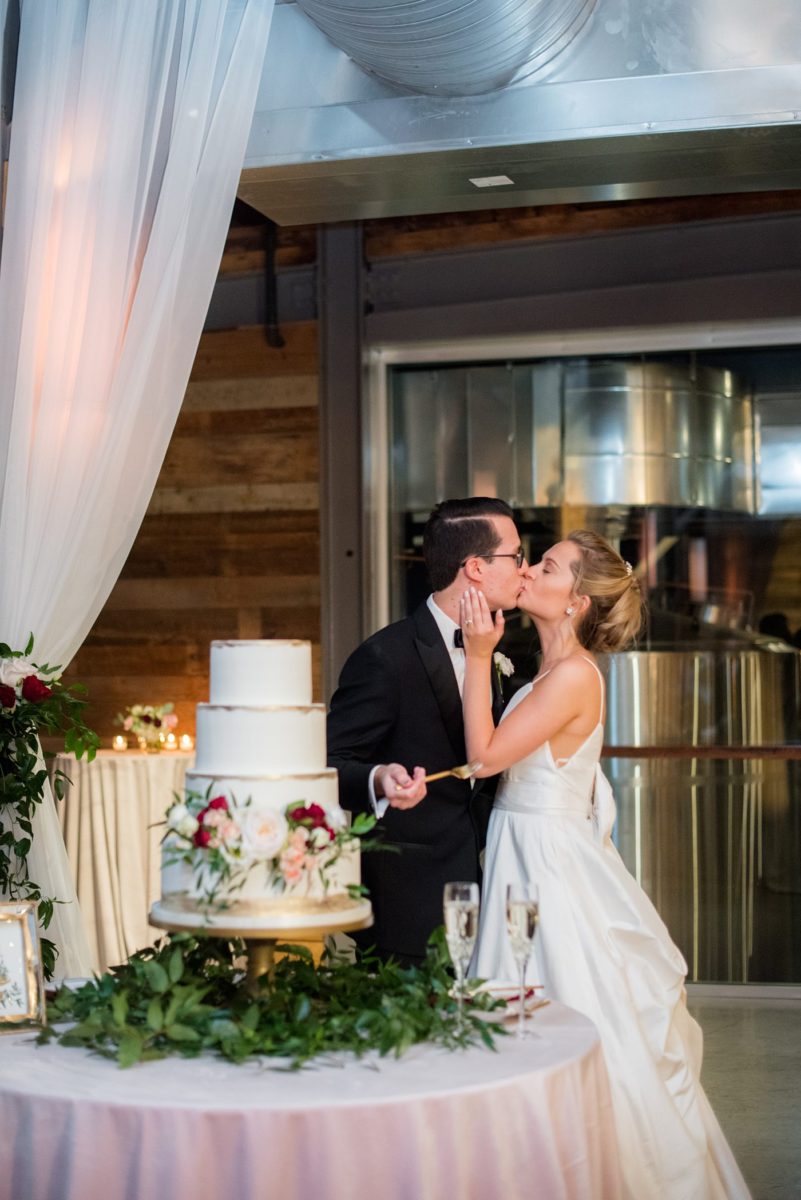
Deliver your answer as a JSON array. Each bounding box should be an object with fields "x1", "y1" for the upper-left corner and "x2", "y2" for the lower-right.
[
  {"x1": 179, "y1": 734, "x2": 194, "y2": 751},
  {"x1": 112, "y1": 735, "x2": 128, "y2": 752},
  {"x1": 164, "y1": 732, "x2": 178, "y2": 751}
]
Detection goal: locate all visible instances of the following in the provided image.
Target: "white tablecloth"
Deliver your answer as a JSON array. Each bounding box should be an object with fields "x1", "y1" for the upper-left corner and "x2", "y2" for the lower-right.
[
  {"x1": 0, "y1": 1002, "x2": 621, "y2": 1200},
  {"x1": 54, "y1": 751, "x2": 192, "y2": 974}
]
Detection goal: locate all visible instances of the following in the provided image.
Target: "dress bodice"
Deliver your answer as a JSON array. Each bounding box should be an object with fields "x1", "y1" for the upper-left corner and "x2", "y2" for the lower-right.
[{"x1": 494, "y1": 667, "x2": 604, "y2": 820}]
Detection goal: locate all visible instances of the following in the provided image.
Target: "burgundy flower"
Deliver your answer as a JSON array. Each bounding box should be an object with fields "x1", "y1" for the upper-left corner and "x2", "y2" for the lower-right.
[
  {"x1": 287, "y1": 802, "x2": 335, "y2": 839},
  {"x1": 0, "y1": 684, "x2": 16, "y2": 709},
  {"x1": 288, "y1": 802, "x2": 327, "y2": 827},
  {"x1": 193, "y1": 827, "x2": 211, "y2": 848},
  {"x1": 207, "y1": 796, "x2": 229, "y2": 811},
  {"x1": 142, "y1": 714, "x2": 153, "y2": 724},
  {"x1": 153, "y1": 717, "x2": 162, "y2": 728},
  {"x1": 21, "y1": 675, "x2": 52, "y2": 703}
]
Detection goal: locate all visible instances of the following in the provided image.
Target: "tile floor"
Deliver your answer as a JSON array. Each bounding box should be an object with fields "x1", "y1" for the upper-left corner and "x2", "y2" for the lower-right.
[{"x1": 689, "y1": 996, "x2": 801, "y2": 1200}]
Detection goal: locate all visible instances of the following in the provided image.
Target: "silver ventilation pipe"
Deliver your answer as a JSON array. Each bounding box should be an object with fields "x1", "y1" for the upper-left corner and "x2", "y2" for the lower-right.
[{"x1": 294, "y1": 0, "x2": 596, "y2": 96}]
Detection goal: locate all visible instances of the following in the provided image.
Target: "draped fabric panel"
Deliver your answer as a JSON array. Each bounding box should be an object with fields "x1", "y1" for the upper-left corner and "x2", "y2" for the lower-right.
[{"x1": 0, "y1": 0, "x2": 273, "y2": 976}]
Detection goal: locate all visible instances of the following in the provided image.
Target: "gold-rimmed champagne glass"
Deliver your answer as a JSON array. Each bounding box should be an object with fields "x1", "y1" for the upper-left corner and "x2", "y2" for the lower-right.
[
  {"x1": 443, "y1": 881, "x2": 479, "y2": 1030},
  {"x1": 505, "y1": 882, "x2": 540, "y2": 1038}
]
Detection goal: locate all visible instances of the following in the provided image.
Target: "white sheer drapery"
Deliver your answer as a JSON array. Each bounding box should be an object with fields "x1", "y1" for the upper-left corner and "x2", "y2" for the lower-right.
[{"x1": 0, "y1": 0, "x2": 273, "y2": 976}]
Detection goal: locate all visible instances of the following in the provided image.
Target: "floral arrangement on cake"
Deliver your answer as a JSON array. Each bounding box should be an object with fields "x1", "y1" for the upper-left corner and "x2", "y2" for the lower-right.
[
  {"x1": 163, "y1": 792, "x2": 375, "y2": 908},
  {"x1": 116, "y1": 702, "x2": 178, "y2": 750},
  {"x1": 0, "y1": 636, "x2": 99, "y2": 978}
]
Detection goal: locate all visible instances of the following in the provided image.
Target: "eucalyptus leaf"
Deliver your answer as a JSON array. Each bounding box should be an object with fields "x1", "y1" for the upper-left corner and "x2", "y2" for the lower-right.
[
  {"x1": 168, "y1": 947, "x2": 184, "y2": 983},
  {"x1": 118, "y1": 1031, "x2": 145, "y2": 1068},
  {"x1": 143, "y1": 961, "x2": 169, "y2": 994},
  {"x1": 146, "y1": 998, "x2": 164, "y2": 1032},
  {"x1": 166, "y1": 1023, "x2": 201, "y2": 1043}
]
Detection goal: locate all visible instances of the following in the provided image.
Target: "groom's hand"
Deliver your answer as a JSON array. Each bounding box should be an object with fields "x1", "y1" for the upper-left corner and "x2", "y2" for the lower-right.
[{"x1": 375, "y1": 763, "x2": 428, "y2": 809}]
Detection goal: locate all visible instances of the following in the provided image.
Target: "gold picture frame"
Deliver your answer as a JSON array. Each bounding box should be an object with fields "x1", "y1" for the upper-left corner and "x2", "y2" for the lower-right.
[{"x1": 0, "y1": 901, "x2": 46, "y2": 1031}]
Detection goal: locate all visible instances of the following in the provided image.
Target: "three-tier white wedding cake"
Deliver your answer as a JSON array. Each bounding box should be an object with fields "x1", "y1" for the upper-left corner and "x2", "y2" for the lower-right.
[{"x1": 150, "y1": 639, "x2": 372, "y2": 934}]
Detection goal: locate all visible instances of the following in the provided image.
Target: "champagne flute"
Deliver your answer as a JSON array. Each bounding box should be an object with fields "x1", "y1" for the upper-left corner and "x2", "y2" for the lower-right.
[
  {"x1": 443, "y1": 881, "x2": 479, "y2": 1031},
  {"x1": 505, "y1": 882, "x2": 540, "y2": 1039}
]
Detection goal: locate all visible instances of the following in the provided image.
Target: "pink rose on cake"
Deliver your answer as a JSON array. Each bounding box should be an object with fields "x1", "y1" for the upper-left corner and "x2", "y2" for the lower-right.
[{"x1": 280, "y1": 827, "x2": 312, "y2": 884}]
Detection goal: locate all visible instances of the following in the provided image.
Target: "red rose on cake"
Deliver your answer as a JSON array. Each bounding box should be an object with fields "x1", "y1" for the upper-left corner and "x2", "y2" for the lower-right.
[
  {"x1": 191, "y1": 796, "x2": 240, "y2": 850},
  {"x1": 286, "y1": 801, "x2": 340, "y2": 841}
]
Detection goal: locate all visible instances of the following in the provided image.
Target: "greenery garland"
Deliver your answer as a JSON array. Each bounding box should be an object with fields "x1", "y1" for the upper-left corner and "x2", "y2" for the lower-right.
[
  {"x1": 0, "y1": 636, "x2": 99, "y2": 979},
  {"x1": 39, "y1": 930, "x2": 507, "y2": 1068}
]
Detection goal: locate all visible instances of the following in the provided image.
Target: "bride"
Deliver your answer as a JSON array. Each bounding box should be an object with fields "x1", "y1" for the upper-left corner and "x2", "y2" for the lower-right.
[{"x1": 460, "y1": 529, "x2": 750, "y2": 1200}]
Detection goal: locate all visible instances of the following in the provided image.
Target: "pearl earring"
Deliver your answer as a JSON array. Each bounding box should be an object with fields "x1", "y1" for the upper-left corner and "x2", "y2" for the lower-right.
[{"x1": 566, "y1": 606, "x2": 575, "y2": 616}]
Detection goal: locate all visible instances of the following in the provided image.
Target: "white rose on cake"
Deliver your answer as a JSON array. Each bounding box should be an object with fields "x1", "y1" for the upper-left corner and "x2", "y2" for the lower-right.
[
  {"x1": 240, "y1": 804, "x2": 289, "y2": 861},
  {"x1": 167, "y1": 803, "x2": 199, "y2": 840},
  {"x1": 309, "y1": 825, "x2": 333, "y2": 850}
]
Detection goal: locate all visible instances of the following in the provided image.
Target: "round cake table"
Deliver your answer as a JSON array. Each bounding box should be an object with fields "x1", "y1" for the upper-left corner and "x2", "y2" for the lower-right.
[{"x1": 0, "y1": 1002, "x2": 621, "y2": 1200}]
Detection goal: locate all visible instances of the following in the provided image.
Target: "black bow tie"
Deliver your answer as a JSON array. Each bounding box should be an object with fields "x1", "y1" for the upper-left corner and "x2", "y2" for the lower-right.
[{"x1": 453, "y1": 629, "x2": 464, "y2": 649}]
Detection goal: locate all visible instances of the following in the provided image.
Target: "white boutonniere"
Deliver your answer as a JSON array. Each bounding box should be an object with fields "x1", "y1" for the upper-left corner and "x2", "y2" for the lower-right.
[{"x1": 493, "y1": 652, "x2": 514, "y2": 685}]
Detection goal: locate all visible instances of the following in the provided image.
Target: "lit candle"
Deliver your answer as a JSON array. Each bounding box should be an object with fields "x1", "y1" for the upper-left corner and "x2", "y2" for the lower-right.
[
  {"x1": 179, "y1": 734, "x2": 194, "y2": 751},
  {"x1": 112, "y1": 735, "x2": 128, "y2": 752},
  {"x1": 164, "y1": 732, "x2": 178, "y2": 751}
]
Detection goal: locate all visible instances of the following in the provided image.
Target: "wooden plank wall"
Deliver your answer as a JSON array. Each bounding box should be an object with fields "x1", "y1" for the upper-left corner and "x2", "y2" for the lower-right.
[{"x1": 65, "y1": 318, "x2": 321, "y2": 744}]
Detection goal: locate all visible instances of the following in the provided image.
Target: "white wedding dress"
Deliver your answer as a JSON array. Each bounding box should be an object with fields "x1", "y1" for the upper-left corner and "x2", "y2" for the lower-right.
[{"x1": 471, "y1": 660, "x2": 751, "y2": 1200}]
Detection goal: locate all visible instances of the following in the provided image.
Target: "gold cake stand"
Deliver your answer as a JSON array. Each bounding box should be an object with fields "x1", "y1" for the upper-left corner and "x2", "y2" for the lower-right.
[{"x1": 150, "y1": 900, "x2": 373, "y2": 994}]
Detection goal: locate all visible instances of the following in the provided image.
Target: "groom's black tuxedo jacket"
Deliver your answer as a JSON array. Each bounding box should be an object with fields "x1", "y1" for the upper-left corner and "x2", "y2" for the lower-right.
[{"x1": 327, "y1": 602, "x2": 505, "y2": 960}]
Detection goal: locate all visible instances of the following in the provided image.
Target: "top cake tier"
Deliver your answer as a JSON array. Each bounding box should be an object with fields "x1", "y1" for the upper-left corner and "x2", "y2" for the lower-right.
[{"x1": 209, "y1": 640, "x2": 312, "y2": 706}]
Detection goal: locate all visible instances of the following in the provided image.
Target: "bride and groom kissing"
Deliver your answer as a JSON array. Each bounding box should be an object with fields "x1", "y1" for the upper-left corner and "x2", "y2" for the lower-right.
[{"x1": 327, "y1": 496, "x2": 750, "y2": 1200}]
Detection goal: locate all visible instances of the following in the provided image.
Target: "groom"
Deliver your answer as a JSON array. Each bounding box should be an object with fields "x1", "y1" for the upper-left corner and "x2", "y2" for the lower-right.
[{"x1": 327, "y1": 497, "x2": 527, "y2": 964}]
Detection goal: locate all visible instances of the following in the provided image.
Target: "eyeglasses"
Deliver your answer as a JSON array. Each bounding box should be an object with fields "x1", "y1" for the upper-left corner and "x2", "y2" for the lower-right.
[{"x1": 460, "y1": 548, "x2": 526, "y2": 569}]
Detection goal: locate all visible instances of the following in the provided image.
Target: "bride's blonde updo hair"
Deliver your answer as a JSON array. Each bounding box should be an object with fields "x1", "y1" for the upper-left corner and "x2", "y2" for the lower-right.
[{"x1": 566, "y1": 530, "x2": 644, "y2": 653}]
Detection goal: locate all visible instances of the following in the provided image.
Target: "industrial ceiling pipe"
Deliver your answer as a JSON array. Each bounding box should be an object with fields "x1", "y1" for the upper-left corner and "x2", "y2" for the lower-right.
[{"x1": 295, "y1": 0, "x2": 597, "y2": 96}]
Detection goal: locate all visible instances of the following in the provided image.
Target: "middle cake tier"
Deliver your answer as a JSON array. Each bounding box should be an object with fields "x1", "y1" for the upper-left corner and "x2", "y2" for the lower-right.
[{"x1": 194, "y1": 703, "x2": 327, "y2": 775}]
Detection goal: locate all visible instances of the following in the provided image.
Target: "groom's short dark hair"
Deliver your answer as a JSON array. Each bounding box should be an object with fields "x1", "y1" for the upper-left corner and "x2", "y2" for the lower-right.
[{"x1": 423, "y1": 497, "x2": 515, "y2": 591}]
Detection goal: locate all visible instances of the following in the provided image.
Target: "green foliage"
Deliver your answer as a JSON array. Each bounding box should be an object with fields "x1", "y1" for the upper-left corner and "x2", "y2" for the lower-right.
[
  {"x1": 0, "y1": 637, "x2": 100, "y2": 978},
  {"x1": 39, "y1": 929, "x2": 506, "y2": 1069}
]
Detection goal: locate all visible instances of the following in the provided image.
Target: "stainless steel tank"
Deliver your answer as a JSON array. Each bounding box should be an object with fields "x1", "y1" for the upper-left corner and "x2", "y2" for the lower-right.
[
  {"x1": 563, "y1": 360, "x2": 754, "y2": 511},
  {"x1": 601, "y1": 643, "x2": 801, "y2": 983},
  {"x1": 391, "y1": 359, "x2": 755, "y2": 513}
]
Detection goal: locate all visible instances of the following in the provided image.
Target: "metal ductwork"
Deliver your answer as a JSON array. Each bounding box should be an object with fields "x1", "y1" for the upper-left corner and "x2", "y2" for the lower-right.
[
  {"x1": 240, "y1": 0, "x2": 801, "y2": 225},
  {"x1": 294, "y1": 0, "x2": 595, "y2": 96}
]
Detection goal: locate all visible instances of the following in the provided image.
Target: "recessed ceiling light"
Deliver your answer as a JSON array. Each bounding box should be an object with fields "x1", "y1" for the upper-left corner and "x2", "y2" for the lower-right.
[{"x1": 468, "y1": 174, "x2": 515, "y2": 188}]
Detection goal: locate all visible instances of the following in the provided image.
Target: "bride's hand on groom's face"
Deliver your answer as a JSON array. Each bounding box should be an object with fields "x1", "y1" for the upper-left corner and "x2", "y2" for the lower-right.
[
  {"x1": 460, "y1": 588, "x2": 505, "y2": 655},
  {"x1": 375, "y1": 763, "x2": 428, "y2": 809}
]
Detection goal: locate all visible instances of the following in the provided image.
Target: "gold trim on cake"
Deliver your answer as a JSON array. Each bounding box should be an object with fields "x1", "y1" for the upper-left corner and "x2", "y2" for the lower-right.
[
  {"x1": 196, "y1": 703, "x2": 325, "y2": 713},
  {"x1": 211, "y1": 639, "x2": 308, "y2": 647},
  {"x1": 186, "y1": 770, "x2": 337, "y2": 781},
  {"x1": 162, "y1": 893, "x2": 360, "y2": 918}
]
